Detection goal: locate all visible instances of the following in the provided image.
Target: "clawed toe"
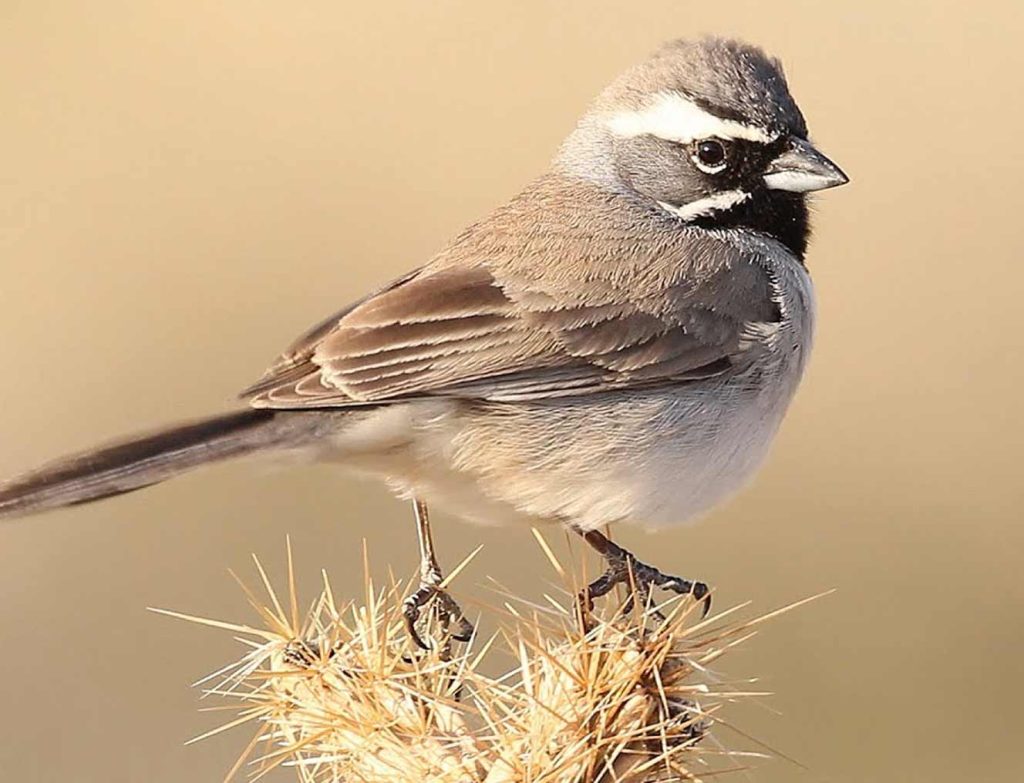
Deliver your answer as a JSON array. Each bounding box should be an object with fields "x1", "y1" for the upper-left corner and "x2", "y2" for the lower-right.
[
  {"x1": 403, "y1": 583, "x2": 474, "y2": 650},
  {"x1": 282, "y1": 639, "x2": 333, "y2": 667},
  {"x1": 646, "y1": 569, "x2": 712, "y2": 618},
  {"x1": 576, "y1": 539, "x2": 712, "y2": 622}
]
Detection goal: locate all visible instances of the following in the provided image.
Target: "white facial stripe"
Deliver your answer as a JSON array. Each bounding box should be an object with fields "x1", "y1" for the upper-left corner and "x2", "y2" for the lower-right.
[
  {"x1": 658, "y1": 189, "x2": 751, "y2": 221},
  {"x1": 606, "y1": 92, "x2": 775, "y2": 144}
]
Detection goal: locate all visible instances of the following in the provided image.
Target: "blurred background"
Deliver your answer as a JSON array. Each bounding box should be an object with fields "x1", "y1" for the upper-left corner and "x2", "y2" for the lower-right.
[{"x1": 1, "y1": 1, "x2": 1022, "y2": 781}]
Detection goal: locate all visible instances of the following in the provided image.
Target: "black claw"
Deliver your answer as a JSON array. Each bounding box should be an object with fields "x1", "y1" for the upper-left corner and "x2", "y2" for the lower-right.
[
  {"x1": 691, "y1": 581, "x2": 712, "y2": 617},
  {"x1": 450, "y1": 617, "x2": 475, "y2": 642},
  {"x1": 403, "y1": 598, "x2": 431, "y2": 650}
]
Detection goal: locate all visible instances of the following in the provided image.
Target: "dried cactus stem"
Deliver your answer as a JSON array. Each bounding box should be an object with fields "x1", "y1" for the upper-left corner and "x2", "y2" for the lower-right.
[{"x1": 158, "y1": 540, "x2": 814, "y2": 782}]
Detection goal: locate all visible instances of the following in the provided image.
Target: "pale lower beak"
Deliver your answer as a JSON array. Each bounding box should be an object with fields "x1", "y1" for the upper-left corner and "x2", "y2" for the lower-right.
[{"x1": 763, "y1": 137, "x2": 848, "y2": 193}]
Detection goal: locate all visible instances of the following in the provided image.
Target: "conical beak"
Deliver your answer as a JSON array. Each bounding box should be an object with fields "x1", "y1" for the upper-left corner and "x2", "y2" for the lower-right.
[{"x1": 763, "y1": 137, "x2": 848, "y2": 193}]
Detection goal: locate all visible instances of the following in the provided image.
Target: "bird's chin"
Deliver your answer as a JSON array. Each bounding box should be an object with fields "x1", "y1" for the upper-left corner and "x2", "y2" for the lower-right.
[{"x1": 685, "y1": 189, "x2": 811, "y2": 260}]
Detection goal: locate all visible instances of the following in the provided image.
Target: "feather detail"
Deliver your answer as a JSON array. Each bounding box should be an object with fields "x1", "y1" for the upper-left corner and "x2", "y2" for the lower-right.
[{"x1": 242, "y1": 175, "x2": 783, "y2": 409}]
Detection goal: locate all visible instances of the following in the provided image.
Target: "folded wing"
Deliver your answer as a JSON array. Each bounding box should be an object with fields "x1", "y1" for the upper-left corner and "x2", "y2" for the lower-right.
[{"x1": 241, "y1": 247, "x2": 779, "y2": 408}]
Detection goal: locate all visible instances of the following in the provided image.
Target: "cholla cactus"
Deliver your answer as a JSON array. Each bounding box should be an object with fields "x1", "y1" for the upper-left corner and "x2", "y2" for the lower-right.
[
  {"x1": 157, "y1": 537, "x2": 815, "y2": 782},
  {"x1": 482, "y1": 608, "x2": 713, "y2": 782}
]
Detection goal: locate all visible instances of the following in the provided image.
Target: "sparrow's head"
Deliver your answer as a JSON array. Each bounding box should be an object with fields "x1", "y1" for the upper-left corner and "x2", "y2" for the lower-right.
[{"x1": 557, "y1": 38, "x2": 848, "y2": 258}]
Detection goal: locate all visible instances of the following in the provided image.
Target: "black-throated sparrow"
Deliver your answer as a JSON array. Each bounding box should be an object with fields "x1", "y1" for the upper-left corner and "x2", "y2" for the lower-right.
[{"x1": 0, "y1": 37, "x2": 847, "y2": 646}]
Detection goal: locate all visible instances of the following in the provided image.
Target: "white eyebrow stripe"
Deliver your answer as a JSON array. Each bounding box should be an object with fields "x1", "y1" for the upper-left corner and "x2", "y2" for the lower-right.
[
  {"x1": 658, "y1": 189, "x2": 751, "y2": 221},
  {"x1": 606, "y1": 92, "x2": 776, "y2": 144}
]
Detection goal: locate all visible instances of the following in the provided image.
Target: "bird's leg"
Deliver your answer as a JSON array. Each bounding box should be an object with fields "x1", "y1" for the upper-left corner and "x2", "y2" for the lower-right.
[
  {"x1": 574, "y1": 527, "x2": 712, "y2": 620},
  {"x1": 402, "y1": 499, "x2": 474, "y2": 650}
]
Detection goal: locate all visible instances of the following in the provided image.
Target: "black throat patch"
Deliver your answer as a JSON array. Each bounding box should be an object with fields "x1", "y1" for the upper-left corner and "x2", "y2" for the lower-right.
[{"x1": 692, "y1": 190, "x2": 810, "y2": 260}]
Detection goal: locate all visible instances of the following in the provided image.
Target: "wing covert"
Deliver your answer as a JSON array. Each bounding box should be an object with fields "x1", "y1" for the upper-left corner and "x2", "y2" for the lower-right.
[{"x1": 240, "y1": 175, "x2": 783, "y2": 409}]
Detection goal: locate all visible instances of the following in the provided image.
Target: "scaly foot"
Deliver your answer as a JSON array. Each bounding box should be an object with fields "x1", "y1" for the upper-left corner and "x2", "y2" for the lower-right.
[
  {"x1": 576, "y1": 529, "x2": 711, "y2": 620},
  {"x1": 402, "y1": 575, "x2": 474, "y2": 650}
]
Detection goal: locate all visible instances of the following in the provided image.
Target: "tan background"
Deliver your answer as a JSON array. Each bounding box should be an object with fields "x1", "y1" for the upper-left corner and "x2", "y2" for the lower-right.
[{"x1": 1, "y1": 1, "x2": 1022, "y2": 780}]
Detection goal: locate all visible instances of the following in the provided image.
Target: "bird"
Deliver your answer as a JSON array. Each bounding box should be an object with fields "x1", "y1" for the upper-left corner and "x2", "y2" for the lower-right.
[{"x1": 0, "y1": 37, "x2": 847, "y2": 648}]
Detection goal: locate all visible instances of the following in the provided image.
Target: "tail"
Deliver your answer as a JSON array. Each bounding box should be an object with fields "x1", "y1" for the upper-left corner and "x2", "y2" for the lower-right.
[{"x1": 0, "y1": 409, "x2": 290, "y2": 520}]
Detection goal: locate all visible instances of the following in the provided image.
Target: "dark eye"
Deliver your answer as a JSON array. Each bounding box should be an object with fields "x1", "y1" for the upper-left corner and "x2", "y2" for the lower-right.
[{"x1": 692, "y1": 139, "x2": 729, "y2": 174}]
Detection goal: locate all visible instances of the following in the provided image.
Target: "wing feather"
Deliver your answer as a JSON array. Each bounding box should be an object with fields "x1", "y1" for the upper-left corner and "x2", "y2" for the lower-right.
[{"x1": 241, "y1": 176, "x2": 782, "y2": 408}]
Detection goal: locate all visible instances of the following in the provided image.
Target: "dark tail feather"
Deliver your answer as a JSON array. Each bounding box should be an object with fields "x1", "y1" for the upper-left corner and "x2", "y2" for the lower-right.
[{"x1": 0, "y1": 409, "x2": 286, "y2": 520}]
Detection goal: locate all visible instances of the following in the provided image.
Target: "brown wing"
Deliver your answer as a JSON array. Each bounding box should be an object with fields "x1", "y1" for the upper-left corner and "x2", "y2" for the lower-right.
[
  {"x1": 242, "y1": 265, "x2": 577, "y2": 406},
  {"x1": 240, "y1": 174, "x2": 782, "y2": 409},
  {"x1": 240, "y1": 259, "x2": 776, "y2": 408}
]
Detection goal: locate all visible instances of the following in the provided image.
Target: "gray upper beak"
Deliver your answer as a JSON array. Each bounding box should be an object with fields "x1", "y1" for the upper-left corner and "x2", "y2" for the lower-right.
[{"x1": 763, "y1": 137, "x2": 848, "y2": 193}]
